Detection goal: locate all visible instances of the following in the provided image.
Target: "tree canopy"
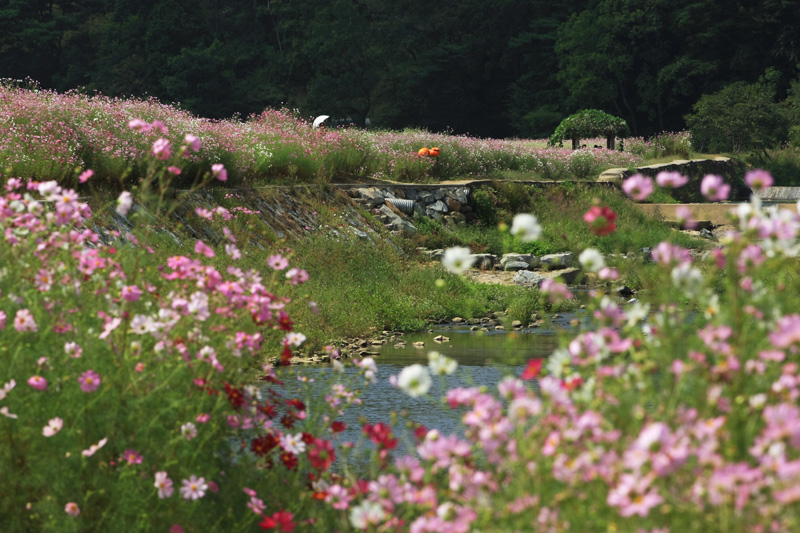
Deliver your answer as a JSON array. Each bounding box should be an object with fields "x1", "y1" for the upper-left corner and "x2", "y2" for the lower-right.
[{"x1": 1, "y1": 0, "x2": 798, "y2": 138}]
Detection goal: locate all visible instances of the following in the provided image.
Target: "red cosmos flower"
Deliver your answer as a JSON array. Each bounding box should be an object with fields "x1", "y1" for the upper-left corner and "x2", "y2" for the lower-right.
[
  {"x1": 363, "y1": 422, "x2": 397, "y2": 450},
  {"x1": 521, "y1": 358, "x2": 543, "y2": 380},
  {"x1": 562, "y1": 375, "x2": 584, "y2": 391},
  {"x1": 277, "y1": 311, "x2": 294, "y2": 332},
  {"x1": 280, "y1": 347, "x2": 292, "y2": 366},
  {"x1": 301, "y1": 432, "x2": 315, "y2": 445},
  {"x1": 280, "y1": 452, "x2": 298, "y2": 470},
  {"x1": 261, "y1": 402, "x2": 276, "y2": 418},
  {"x1": 259, "y1": 510, "x2": 296, "y2": 532},
  {"x1": 308, "y1": 438, "x2": 336, "y2": 471},
  {"x1": 413, "y1": 425, "x2": 428, "y2": 440},
  {"x1": 583, "y1": 205, "x2": 617, "y2": 236},
  {"x1": 330, "y1": 421, "x2": 346, "y2": 433},
  {"x1": 224, "y1": 383, "x2": 245, "y2": 409},
  {"x1": 250, "y1": 434, "x2": 279, "y2": 457},
  {"x1": 287, "y1": 399, "x2": 306, "y2": 412}
]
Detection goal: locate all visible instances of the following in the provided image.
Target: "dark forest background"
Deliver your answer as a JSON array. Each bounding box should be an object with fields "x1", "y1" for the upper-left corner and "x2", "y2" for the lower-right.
[{"x1": 2, "y1": 0, "x2": 799, "y2": 139}]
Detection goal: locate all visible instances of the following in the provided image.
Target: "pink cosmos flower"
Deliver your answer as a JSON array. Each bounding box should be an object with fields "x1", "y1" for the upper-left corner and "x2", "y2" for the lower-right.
[
  {"x1": 196, "y1": 413, "x2": 210, "y2": 424},
  {"x1": 184, "y1": 134, "x2": 201, "y2": 152},
  {"x1": 170, "y1": 526, "x2": 183, "y2": 533},
  {"x1": 82, "y1": 437, "x2": 108, "y2": 457},
  {"x1": 116, "y1": 191, "x2": 133, "y2": 216},
  {"x1": 78, "y1": 370, "x2": 101, "y2": 393},
  {"x1": 151, "y1": 120, "x2": 168, "y2": 134},
  {"x1": 286, "y1": 268, "x2": 309, "y2": 285},
  {"x1": 65, "y1": 502, "x2": 80, "y2": 517},
  {"x1": 656, "y1": 171, "x2": 689, "y2": 188},
  {"x1": 123, "y1": 449, "x2": 143, "y2": 465},
  {"x1": 27, "y1": 375, "x2": 47, "y2": 391},
  {"x1": 167, "y1": 166, "x2": 182, "y2": 175},
  {"x1": 0, "y1": 310, "x2": 5, "y2": 330},
  {"x1": 154, "y1": 471, "x2": 174, "y2": 499},
  {"x1": 78, "y1": 169, "x2": 94, "y2": 183},
  {"x1": 14, "y1": 309, "x2": 37, "y2": 332},
  {"x1": 180, "y1": 475, "x2": 208, "y2": 500},
  {"x1": 181, "y1": 422, "x2": 198, "y2": 440},
  {"x1": 195, "y1": 207, "x2": 213, "y2": 219},
  {"x1": 700, "y1": 174, "x2": 730, "y2": 201},
  {"x1": 674, "y1": 205, "x2": 697, "y2": 229},
  {"x1": 745, "y1": 169, "x2": 773, "y2": 190},
  {"x1": 211, "y1": 163, "x2": 228, "y2": 182},
  {"x1": 584, "y1": 206, "x2": 617, "y2": 236},
  {"x1": 248, "y1": 495, "x2": 266, "y2": 514},
  {"x1": 43, "y1": 417, "x2": 63, "y2": 437},
  {"x1": 128, "y1": 118, "x2": 150, "y2": 131},
  {"x1": 135, "y1": 362, "x2": 145, "y2": 372},
  {"x1": 121, "y1": 285, "x2": 142, "y2": 302},
  {"x1": 622, "y1": 173, "x2": 654, "y2": 201},
  {"x1": 268, "y1": 254, "x2": 289, "y2": 270},
  {"x1": 195, "y1": 240, "x2": 215, "y2": 258},
  {"x1": 225, "y1": 244, "x2": 241, "y2": 259},
  {"x1": 152, "y1": 138, "x2": 172, "y2": 160},
  {"x1": 770, "y1": 315, "x2": 800, "y2": 348}
]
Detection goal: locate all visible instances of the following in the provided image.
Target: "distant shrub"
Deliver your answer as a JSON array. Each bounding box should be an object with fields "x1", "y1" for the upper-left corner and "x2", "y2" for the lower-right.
[{"x1": 685, "y1": 81, "x2": 788, "y2": 154}]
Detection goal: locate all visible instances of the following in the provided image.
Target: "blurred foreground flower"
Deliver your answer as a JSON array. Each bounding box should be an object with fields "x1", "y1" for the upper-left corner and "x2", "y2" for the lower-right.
[
  {"x1": 584, "y1": 206, "x2": 617, "y2": 236},
  {"x1": 510, "y1": 213, "x2": 542, "y2": 242},
  {"x1": 442, "y1": 247, "x2": 475, "y2": 275}
]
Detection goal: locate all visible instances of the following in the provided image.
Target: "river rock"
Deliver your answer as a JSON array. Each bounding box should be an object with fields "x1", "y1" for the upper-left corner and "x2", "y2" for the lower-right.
[
  {"x1": 446, "y1": 198, "x2": 462, "y2": 212},
  {"x1": 428, "y1": 200, "x2": 448, "y2": 213},
  {"x1": 356, "y1": 187, "x2": 385, "y2": 207},
  {"x1": 471, "y1": 254, "x2": 495, "y2": 270},
  {"x1": 540, "y1": 252, "x2": 575, "y2": 269},
  {"x1": 514, "y1": 271, "x2": 545, "y2": 287},
  {"x1": 501, "y1": 254, "x2": 539, "y2": 268},
  {"x1": 503, "y1": 261, "x2": 530, "y2": 272}
]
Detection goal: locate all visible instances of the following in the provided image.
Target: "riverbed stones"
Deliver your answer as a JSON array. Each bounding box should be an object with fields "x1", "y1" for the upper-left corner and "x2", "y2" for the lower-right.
[
  {"x1": 471, "y1": 254, "x2": 495, "y2": 270},
  {"x1": 503, "y1": 261, "x2": 530, "y2": 272},
  {"x1": 540, "y1": 252, "x2": 575, "y2": 269},
  {"x1": 500, "y1": 254, "x2": 539, "y2": 269},
  {"x1": 513, "y1": 271, "x2": 545, "y2": 287},
  {"x1": 356, "y1": 187, "x2": 385, "y2": 207}
]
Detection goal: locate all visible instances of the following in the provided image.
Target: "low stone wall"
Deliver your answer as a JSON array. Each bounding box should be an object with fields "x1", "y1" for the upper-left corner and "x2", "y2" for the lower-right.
[{"x1": 598, "y1": 157, "x2": 749, "y2": 202}]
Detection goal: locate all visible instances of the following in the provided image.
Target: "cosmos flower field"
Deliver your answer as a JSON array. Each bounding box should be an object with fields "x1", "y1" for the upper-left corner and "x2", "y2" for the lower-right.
[{"x1": 2, "y1": 85, "x2": 800, "y2": 531}]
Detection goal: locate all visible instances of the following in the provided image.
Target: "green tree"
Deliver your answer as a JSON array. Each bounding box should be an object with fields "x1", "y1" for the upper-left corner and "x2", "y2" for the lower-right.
[{"x1": 685, "y1": 80, "x2": 789, "y2": 154}]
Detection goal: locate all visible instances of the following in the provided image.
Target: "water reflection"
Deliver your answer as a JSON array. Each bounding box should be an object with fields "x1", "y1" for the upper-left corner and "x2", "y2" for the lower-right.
[{"x1": 262, "y1": 310, "x2": 588, "y2": 469}]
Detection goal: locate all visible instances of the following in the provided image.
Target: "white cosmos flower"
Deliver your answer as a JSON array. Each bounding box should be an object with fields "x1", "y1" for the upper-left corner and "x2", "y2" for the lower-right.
[
  {"x1": 578, "y1": 248, "x2": 605, "y2": 273},
  {"x1": 671, "y1": 263, "x2": 703, "y2": 296},
  {"x1": 396, "y1": 364, "x2": 432, "y2": 397},
  {"x1": 510, "y1": 213, "x2": 542, "y2": 242},
  {"x1": 546, "y1": 349, "x2": 571, "y2": 378},
  {"x1": 280, "y1": 432, "x2": 306, "y2": 455},
  {"x1": 349, "y1": 500, "x2": 386, "y2": 529},
  {"x1": 441, "y1": 247, "x2": 475, "y2": 275},
  {"x1": 428, "y1": 351, "x2": 458, "y2": 375}
]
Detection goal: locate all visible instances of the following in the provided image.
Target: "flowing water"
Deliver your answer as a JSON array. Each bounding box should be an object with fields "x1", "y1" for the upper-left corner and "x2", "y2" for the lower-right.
[{"x1": 261, "y1": 308, "x2": 590, "y2": 467}]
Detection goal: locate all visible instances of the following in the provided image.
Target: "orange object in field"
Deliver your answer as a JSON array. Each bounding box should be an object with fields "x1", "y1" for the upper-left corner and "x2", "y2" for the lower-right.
[
  {"x1": 430, "y1": 147, "x2": 440, "y2": 157},
  {"x1": 418, "y1": 147, "x2": 430, "y2": 156}
]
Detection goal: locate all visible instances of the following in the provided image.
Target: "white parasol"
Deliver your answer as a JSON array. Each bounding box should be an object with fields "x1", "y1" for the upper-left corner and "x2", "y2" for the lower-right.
[{"x1": 312, "y1": 115, "x2": 330, "y2": 128}]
